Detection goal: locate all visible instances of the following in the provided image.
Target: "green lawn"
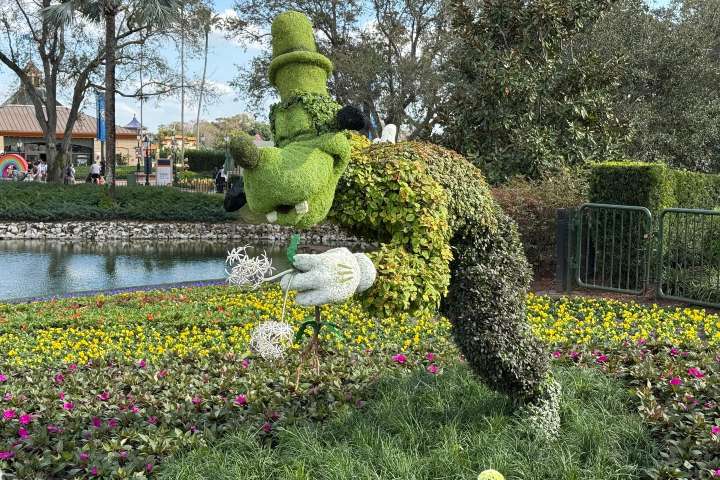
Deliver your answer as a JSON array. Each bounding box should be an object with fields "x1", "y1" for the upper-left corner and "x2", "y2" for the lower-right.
[{"x1": 161, "y1": 365, "x2": 657, "y2": 480}]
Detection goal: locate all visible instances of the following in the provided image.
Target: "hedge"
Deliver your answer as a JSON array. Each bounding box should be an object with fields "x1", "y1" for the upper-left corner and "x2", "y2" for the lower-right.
[
  {"x1": 186, "y1": 149, "x2": 226, "y2": 173},
  {"x1": 589, "y1": 161, "x2": 720, "y2": 211},
  {"x1": 0, "y1": 183, "x2": 236, "y2": 222}
]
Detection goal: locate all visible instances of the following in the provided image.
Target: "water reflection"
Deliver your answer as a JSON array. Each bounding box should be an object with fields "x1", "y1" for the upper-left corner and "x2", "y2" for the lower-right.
[{"x1": 0, "y1": 240, "x2": 303, "y2": 301}]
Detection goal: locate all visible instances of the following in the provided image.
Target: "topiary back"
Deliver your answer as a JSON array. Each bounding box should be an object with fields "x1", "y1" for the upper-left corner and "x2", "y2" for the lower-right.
[{"x1": 332, "y1": 136, "x2": 549, "y2": 401}]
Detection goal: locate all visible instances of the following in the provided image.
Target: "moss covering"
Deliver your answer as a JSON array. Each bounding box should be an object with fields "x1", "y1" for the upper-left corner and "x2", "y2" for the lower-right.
[{"x1": 239, "y1": 11, "x2": 350, "y2": 229}]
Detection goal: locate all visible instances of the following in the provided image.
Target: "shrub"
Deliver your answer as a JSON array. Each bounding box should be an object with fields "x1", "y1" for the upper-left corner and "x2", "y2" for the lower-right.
[
  {"x1": 0, "y1": 183, "x2": 235, "y2": 222},
  {"x1": 186, "y1": 149, "x2": 226, "y2": 172},
  {"x1": 589, "y1": 161, "x2": 675, "y2": 211},
  {"x1": 671, "y1": 170, "x2": 720, "y2": 209},
  {"x1": 332, "y1": 137, "x2": 548, "y2": 402},
  {"x1": 492, "y1": 169, "x2": 588, "y2": 276}
]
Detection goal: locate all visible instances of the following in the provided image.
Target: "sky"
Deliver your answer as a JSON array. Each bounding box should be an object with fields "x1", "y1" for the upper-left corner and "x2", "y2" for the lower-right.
[{"x1": 0, "y1": 0, "x2": 671, "y2": 132}]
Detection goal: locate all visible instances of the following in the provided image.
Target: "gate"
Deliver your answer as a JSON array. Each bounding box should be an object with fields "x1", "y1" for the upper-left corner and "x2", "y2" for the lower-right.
[
  {"x1": 561, "y1": 204, "x2": 720, "y2": 308},
  {"x1": 574, "y1": 204, "x2": 653, "y2": 295}
]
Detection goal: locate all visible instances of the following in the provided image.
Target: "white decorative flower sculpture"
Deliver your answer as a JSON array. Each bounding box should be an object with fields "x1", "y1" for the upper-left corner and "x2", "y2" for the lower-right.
[
  {"x1": 249, "y1": 321, "x2": 295, "y2": 360},
  {"x1": 373, "y1": 124, "x2": 397, "y2": 144}
]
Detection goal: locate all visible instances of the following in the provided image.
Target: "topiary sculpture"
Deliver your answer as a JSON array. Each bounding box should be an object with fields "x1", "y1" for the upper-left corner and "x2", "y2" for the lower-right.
[{"x1": 227, "y1": 11, "x2": 557, "y2": 424}]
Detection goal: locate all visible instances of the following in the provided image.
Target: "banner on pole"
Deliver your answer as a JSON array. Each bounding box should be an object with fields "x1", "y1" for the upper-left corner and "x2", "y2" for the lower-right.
[{"x1": 95, "y1": 91, "x2": 106, "y2": 142}]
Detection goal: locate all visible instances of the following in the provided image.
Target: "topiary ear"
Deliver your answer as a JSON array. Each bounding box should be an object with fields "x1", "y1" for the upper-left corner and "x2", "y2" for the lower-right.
[{"x1": 336, "y1": 105, "x2": 368, "y2": 133}]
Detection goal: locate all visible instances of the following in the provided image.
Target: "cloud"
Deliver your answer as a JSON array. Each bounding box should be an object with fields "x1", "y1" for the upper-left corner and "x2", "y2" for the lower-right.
[{"x1": 205, "y1": 80, "x2": 234, "y2": 96}]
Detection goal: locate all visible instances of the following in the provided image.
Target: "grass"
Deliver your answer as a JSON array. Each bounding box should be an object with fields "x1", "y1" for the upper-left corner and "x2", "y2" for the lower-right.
[{"x1": 160, "y1": 365, "x2": 658, "y2": 480}]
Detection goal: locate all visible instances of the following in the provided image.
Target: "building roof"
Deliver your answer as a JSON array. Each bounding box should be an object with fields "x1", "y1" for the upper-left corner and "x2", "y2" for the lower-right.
[
  {"x1": 125, "y1": 115, "x2": 141, "y2": 130},
  {"x1": 0, "y1": 105, "x2": 136, "y2": 139}
]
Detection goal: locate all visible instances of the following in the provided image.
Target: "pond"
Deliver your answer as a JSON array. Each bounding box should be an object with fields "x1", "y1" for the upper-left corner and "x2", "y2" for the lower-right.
[{"x1": 0, "y1": 240, "x2": 304, "y2": 301}]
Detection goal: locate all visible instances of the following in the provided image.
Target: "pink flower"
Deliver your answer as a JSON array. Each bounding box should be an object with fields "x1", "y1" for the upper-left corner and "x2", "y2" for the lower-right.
[
  {"x1": 713, "y1": 469, "x2": 720, "y2": 477},
  {"x1": 712, "y1": 425, "x2": 720, "y2": 436},
  {"x1": 147, "y1": 416, "x2": 158, "y2": 425},
  {"x1": 90, "y1": 466, "x2": 99, "y2": 476},
  {"x1": 19, "y1": 414, "x2": 31, "y2": 425},
  {"x1": 3, "y1": 409, "x2": 16, "y2": 420},
  {"x1": 62, "y1": 402, "x2": 74, "y2": 411},
  {"x1": 570, "y1": 351, "x2": 580, "y2": 361},
  {"x1": 427, "y1": 364, "x2": 439, "y2": 374},
  {"x1": 670, "y1": 347, "x2": 680, "y2": 357},
  {"x1": 234, "y1": 394, "x2": 248, "y2": 406},
  {"x1": 425, "y1": 352, "x2": 436, "y2": 362},
  {"x1": 47, "y1": 424, "x2": 61, "y2": 434},
  {"x1": 688, "y1": 367, "x2": 705, "y2": 379},
  {"x1": 391, "y1": 354, "x2": 407, "y2": 364},
  {"x1": 79, "y1": 451, "x2": 89, "y2": 462},
  {"x1": 119, "y1": 450, "x2": 128, "y2": 460},
  {"x1": 261, "y1": 422, "x2": 272, "y2": 433},
  {"x1": 241, "y1": 358, "x2": 250, "y2": 369},
  {"x1": 192, "y1": 396, "x2": 202, "y2": 405},
  {"x1": 0, "y1": 374, "x2": 7, "y2": 383},
  {"x1": 97, "y1": 391, "x2": 110, "y2": 401},
  {"x1": 18, "y1": 428, "x2": 29, "y2": 439},
  {"x1": 3, "y1": 393, "x2": 12, "y2": 401},
  {"x1": 54, "y1": 373, "x2": 64, "y2": 384},
  {"x1": 157, "y1": 370, "x2": 168, "y2": 378},
  {"x1": 637, "y1": 338, "x2": 646, "y2": 345},
  {"x1": 137, "y1": 359, "x2": 146, "y2": 368},
  {"x1": 58, "y1": 391, "x2": 65, "y2": 400},
  {"x1": 669, "y1": 376, "x2": 682, "y2": 386},
  {"x1": 146, "y1": 463, "x2": 154, "y2": 473},
  {"x1": 107, "y1": 418, "x2": 118, "y2": 429},
  {"x1": 68, "y1": 363, "x2": 78, "y2": 372},
  {"x1": 552, "y1": 351, "x2": 562, "y2": 359},
  {"x1": 130, "y1": 405, "x2": 140, "y2": 414},
  {"x1": 0, "y1": 450, "x2": 14, "y2": 460},
  {"x1": 596, "y1": 354, "x2": 608, "y2": 364},
  {"x1": 91, "y1": 417, "x2": 102, "y2": 429}
]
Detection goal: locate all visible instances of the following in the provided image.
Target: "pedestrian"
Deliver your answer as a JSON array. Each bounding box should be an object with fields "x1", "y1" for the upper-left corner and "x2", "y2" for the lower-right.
[
  {"x1": 215, "y1": 166, "x2": 227, "y2": 194},
  {"x1": 90, "y1": 160, "x2": 101, "y2": 183},
  {"x1": 38, "y1": 159, "x2": 48, "y2": 182},
  {"x1": 64, "y1": 163, "x2": 76, "y2": 185}
]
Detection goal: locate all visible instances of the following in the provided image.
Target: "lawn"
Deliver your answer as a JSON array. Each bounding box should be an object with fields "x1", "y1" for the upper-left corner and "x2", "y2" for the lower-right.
[{"x1": 0, "y1": 287, "x2": 718, "y2": 478}]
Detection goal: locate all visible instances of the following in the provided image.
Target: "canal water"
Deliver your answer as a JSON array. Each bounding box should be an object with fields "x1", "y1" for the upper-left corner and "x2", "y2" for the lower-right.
[{"x1": 0, "y1": 240, "x2": 297, "y2": 301}]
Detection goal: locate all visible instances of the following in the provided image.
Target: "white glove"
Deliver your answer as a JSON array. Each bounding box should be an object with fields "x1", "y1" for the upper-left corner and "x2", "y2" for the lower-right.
[{"x1": 279, "y1": 248, "x2": 376, "y2": 306}]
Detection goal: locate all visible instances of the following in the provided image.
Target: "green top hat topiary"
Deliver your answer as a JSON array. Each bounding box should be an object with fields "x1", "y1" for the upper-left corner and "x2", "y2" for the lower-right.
[{"x1": 268, "y1": 11, "x2": 333, "y2": 101}]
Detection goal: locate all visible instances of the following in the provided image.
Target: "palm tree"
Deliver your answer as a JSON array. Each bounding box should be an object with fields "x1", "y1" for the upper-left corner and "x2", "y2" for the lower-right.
[
  {"x1": 44, "y1": 0, "x2": 180, "y2": 192},
  {"x1": 195, "y1": 6, "x2": 218, "y2": 148}
]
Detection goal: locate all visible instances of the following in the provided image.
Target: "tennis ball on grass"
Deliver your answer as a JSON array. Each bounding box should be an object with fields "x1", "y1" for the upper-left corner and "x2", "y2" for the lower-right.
[{"x1": 478, "y1": 469, "x2": 505, "y2": 480}]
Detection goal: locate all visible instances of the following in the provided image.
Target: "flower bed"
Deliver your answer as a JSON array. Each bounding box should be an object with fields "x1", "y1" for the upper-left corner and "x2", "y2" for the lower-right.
[
  {"x1": 528, "y1": 294, "x2": 720, "y2": 479},
  {"x1": 0, "y1": 286, "x2": 452, "y2": 477}
]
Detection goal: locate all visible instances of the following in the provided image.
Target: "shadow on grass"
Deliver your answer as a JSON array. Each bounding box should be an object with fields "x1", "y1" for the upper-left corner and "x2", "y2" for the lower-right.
[{"x1": 161, "y1": 365, "x2": 657, "y2": 480}]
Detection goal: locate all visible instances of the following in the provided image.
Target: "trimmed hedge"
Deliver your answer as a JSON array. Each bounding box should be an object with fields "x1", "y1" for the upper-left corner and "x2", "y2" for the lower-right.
[
  {"x1": 589, "y1": 162, "x2": 675, "y2": 211},
  {"x1": 590, "y1": 161, "x2": 720, "y2": 210},
  {"x1": 0, "y1": 183, "x2": 236, "y2": 222},
  {"x1": 186, "y1": 149, "x2": 226, "y2": 173}
]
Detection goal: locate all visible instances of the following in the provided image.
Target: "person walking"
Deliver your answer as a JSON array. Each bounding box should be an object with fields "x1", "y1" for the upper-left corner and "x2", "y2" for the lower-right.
[
  {"x1": 90, "y1": 161, "x2": 102, "y2": 184},
  {"x1": 215, "y1": 166, "x2": 227, "y2": 194},
  {"x1": 64, "y1": 163, "x2": 76, "y2": 184},
  {"x1": 38, "y1": 159, "x2": 48, "y2": 182}
]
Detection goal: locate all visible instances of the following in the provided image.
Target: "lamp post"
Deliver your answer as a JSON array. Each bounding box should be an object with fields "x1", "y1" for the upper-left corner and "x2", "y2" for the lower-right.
[
  {"x1": 136, "y1": 132, "x2": 142, "y2": 173},
  {"x1": 143, "y1": 134, "x2": 150, "y2": 186}
]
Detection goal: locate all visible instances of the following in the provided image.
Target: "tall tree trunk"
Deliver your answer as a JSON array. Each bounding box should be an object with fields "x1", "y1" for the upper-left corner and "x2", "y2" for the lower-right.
[
  {"x1": 196, "y1": 25, "x2": 209, "y2": 148},
  {"x1": 105, "y1": 1, "x2": 117, "y2": 193},
  {"x1": 180, "y1": 5, "x2": 185, "y2": 166}
]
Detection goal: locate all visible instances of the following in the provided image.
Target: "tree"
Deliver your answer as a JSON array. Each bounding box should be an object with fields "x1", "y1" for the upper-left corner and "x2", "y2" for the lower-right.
[
  {"x1": 437, "y1": 0, "x2": 627, "y2": 183},
  {"x1": 194, "y1": 6, "x2": 220, "y2": 152},
  {"x1": 584, "y1": 0, "x2": 720, "y2": 172},
  {"x1": 45, "y1": 0, "x2": 181, "y2": 191},
  {"x1": 226, "y1": 0, "x2": 448, "y2": 139}
]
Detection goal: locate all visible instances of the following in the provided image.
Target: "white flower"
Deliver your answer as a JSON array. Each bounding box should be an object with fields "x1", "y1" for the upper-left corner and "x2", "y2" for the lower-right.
[
  {"x1": 250, "y1": 321, "x2": 294, "y2": 360},
  {"x1": 226, "y1": 245, "x2": 275, "y2": 289}
]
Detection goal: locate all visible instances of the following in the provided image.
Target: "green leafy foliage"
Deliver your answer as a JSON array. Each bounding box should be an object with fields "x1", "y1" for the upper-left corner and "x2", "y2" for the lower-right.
[
  {"x1": 0, "y1": 183, "x2": 235, "y2": 222},
  {"x1": 269, "y1": 91, "x2": 341, "y2": 144},
  {"x1": 439, "y1": 0, "x2": 626, "y2": 183},
  {"x1": 228, "y1": 132, "x2": 260, "y2": 169},
  {"x1": 185, "y1": 149, "x2": 226, "y2": 173},
  {"x1": 589, "y1": 162, "x2": 675, "y2": 211},
  {"x1": 332, "y1": 135, "x2": 548, "y2": 401},
  {"x1": 492, "y1": 170, "x2": 589, "y2": 275}
]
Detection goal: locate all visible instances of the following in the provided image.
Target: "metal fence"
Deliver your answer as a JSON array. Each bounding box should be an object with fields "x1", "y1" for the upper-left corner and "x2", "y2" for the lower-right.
[{"x1": 561, "y1": 203, "x2": 720, "y2": 308}]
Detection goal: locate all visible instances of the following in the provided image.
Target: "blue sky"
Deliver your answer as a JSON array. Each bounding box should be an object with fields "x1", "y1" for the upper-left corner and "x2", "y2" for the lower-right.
[{"x1": 0, "y1": 0, "x2": 670, "y2": 132}]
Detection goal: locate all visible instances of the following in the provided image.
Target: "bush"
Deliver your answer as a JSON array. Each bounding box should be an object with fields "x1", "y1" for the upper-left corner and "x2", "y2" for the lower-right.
[
  {"x1": 589, "y1": 161, "x2": 675, "y2": 211},
  {"x1": 186, "y1": 149, "x2": 226, "y2": 172},
  {"x1": 0, "y1": 183, "x2": 235, "y2": 222},
  {"x1": 332, "y1": 137, "x2": 548, "y2": 402},
  {"x1": 492, "y1": 170, "x2": 588, "y2": 276},
  {"x1": 671, "y1": 170, "x2": 720, "y2": 209}
]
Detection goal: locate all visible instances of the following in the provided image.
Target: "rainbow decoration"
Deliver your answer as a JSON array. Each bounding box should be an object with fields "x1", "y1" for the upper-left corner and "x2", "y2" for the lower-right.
[{"x1": 0, "y1": 153, "x2": 28, "y2": 178}]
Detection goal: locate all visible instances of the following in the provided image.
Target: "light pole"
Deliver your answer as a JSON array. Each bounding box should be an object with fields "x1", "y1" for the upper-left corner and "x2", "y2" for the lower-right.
[{"x1": 143, "y1": 134, "x2": 150, "y2": 186}]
